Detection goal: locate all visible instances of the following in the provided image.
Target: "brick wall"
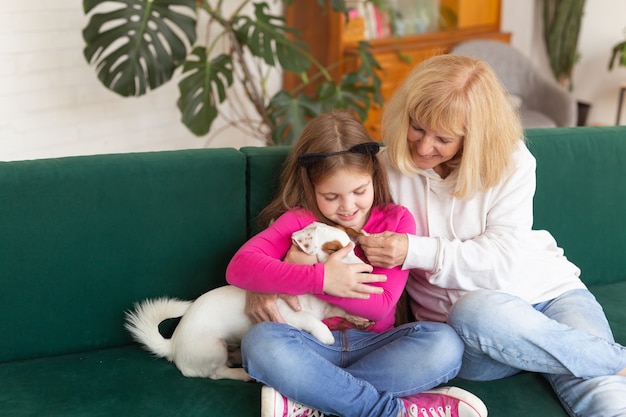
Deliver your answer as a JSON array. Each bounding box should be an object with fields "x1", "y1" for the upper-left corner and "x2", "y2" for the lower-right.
[{"x1": 0, "y1": 1, "x2": 264, "y2": 162}]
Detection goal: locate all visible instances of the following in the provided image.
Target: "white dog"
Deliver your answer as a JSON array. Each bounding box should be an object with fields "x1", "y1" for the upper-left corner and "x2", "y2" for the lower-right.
[
  {"x1": 125, "y1": 222, "x2": 368, "y2": 381},
  {"x1": 291, "y1": 221, "x2": 365, "y2": 264}
]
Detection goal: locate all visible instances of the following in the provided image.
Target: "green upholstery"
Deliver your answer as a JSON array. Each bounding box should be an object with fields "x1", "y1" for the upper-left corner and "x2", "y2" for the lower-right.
[
  {"x1": 240, "y1": 145, "x2": 291, "y2": 235},
  {"x1": 0, "y1": 127, "x2": 625, "y2": 417},
  {"x1": 527, "y1": 127, "x2": 626, "y2": 285},
  {"x1": 0, "y1": 346, "x2": 261, "y2": 417},
  {"x1": 0, "y1": 149, "x2": 247, "y2": 363}
]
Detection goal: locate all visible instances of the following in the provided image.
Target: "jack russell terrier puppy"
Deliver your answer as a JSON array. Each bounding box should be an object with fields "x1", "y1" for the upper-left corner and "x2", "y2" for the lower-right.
[{"x1": 125, "y1": 222, "x2": 370, "y2": 381}]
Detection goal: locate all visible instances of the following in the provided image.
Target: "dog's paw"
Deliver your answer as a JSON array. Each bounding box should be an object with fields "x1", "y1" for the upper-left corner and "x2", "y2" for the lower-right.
[
  {"x1": 318, "y1": 333, "x2": 336, "y2": 345},
  {"x1": 346, "y1": 314, "x2": 373, "y2": 330}
]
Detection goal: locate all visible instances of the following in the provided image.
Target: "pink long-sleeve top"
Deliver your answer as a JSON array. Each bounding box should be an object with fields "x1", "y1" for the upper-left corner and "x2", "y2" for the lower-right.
[{"x1": 226, "y1": 205, "x2": 416, "y2": 332}]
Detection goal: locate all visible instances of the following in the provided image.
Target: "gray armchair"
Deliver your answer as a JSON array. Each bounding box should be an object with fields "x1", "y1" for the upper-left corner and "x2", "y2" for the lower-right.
[{"x1": 450, "y1": 40, "x2": 577, "y2": 128}]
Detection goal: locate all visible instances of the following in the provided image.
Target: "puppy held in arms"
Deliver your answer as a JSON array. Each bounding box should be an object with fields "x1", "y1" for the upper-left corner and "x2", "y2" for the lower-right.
[{"x1": 125, "y1": 222, "x2": 371, "y2": 381}]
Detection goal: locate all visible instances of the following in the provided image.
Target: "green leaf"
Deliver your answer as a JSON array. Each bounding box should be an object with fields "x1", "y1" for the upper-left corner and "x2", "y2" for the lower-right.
[
  {"x1": 328, "y1": 0, "x2": 348, "y2": 14},
  {"x1": 267, "y1": 91, "x2": 322, "y2": 145},
  {"x1": 234, "y1": 2, "x2": 310, "y2": 74},
  {"x1": 177, "y1": 48, "x2": 234, "y2": 136},
  {"x1": 83, "y1": 0, "x2": 197, "y2": 97},
  {"x1": 609, "y1": 40, "x2": 626, "y2": 70},
  {"x1": 317, "y1": 77, "x2": 372, "y2": 121},
  {"x1": 354, "y1": 41, "x2": 384, "y2": 105}
]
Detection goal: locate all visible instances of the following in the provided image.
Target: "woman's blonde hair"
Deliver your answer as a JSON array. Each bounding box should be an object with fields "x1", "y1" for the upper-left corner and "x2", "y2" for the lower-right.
[
  {"x1": 384, "y1": 54, "x2": 524, "y2": 199},
  {"x1": 259, "y1": 110, "x2": 393, "y2": 228}
]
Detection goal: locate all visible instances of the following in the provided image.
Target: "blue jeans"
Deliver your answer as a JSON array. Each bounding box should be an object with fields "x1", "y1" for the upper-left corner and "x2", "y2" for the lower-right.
[
  {"x1": 448, "y1": 289, "x2": 626, "y2": 417},
  {"x1": 241, "y1": 321, "x2": 464, "y2": 417}
]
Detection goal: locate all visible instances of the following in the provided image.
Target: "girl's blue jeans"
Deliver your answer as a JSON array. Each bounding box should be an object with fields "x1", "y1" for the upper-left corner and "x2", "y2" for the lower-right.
[
  {"x1": 448, "y1": 289, "x2": 626, "y2": 417},
  {"x1": 241, "y1": 321, "x2": 464, "y2": 417}
]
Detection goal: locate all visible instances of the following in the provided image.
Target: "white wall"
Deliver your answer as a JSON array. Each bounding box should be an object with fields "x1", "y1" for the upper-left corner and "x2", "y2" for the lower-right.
[
  {"x1": 0, "y1": 1, "x2": 266, "y2": 162},
  {"x1": 501, "y1": 0, "x2": 626, "y2": 126},
  {"x1": 1, "y1": 1, "x2": 625, "y2": 162}
]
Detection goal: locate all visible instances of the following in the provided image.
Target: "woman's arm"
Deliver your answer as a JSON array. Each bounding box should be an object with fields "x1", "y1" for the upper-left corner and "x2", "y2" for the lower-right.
[
  {"x1": 415, "y1": 148, "x2": 536, "y2": 292},
  {"x1": 365, "y1": 145, "x2": 537, "y2": 292}
]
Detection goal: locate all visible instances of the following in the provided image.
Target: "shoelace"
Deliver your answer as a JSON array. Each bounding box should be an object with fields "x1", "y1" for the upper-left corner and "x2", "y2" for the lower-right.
[{"x1": 407, "y1": 403, "x2": 453, "y2": 417}]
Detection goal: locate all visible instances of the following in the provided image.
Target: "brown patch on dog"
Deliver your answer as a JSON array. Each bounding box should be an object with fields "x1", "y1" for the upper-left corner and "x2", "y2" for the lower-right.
[{"x1": 321, "y1": 240, "x2": 344, "y2": 256}]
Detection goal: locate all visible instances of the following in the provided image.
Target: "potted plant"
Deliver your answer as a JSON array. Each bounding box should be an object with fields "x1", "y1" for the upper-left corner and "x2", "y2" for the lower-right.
[
  {"x1": 82, "y1": 0, "x2": 383, "y2": 146},
  {"x1": 542, "y1": 0, "x2": 586, "y2": 91},
  {"x1": 542, "y1": 0, "x2": 588, "y2": 125}
]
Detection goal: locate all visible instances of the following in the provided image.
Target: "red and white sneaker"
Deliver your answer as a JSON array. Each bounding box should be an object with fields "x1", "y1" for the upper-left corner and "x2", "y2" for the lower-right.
[
  {"x1": 261, "y1": 386, "x2": 325, "y2": 417},
  {"x1": 401, "y1": 387, "x2": 488, "y2": 417}
]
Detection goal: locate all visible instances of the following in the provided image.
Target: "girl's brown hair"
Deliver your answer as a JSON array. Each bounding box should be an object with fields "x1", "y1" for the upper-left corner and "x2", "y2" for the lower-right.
[
  {"x1": 384, "y1": 54, "x2": 524, "y2": 199},
  {"x1": 258, "y1": 110, "x2": 392, "y2": 228}
]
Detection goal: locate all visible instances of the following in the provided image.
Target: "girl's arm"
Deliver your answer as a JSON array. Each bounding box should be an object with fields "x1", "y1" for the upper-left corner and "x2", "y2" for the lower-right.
[
  {"x1": 226, "y1": 210, "x2": 384, "y2": 298},
  {"x1": 227, "y1": 206, "x2": 416, "y2": 324},
  {"x1": 226, "y1": 210, "x2": 326, "y2": 295}
]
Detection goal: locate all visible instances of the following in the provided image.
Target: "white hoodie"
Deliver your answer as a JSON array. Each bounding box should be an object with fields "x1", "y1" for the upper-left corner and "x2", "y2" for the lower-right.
[{"x1": 384, "y1": 142, "x2": 585, "y2": 322}]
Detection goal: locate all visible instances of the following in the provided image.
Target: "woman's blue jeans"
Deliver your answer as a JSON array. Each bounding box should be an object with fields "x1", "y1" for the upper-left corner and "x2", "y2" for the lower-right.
[
  {"x1": 241, "y1": 321, "x2": 464, "y2": 417},
  {"x1": 448, "y1": 289, "x2": 626, "y2": 417}
]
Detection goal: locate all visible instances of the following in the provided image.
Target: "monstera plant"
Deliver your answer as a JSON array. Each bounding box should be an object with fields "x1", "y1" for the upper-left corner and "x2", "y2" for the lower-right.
[{"x1": 82, "y1": 0, "x2": 382, "y2": 146}]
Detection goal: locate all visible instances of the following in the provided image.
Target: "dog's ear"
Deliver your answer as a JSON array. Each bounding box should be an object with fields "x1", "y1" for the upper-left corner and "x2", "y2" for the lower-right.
[
  {"x1": 343, "y1": 227, "x2": 361, "y2": 241},
  {"x1": 332, "y1": 225, "x2": 361, "y2": 241},
  {"x1": 292, "y1": 227, "x2": 317, "y2": 255},
  {"x1": 321, "y1": 240, "x2": 344, "y2": 256}
]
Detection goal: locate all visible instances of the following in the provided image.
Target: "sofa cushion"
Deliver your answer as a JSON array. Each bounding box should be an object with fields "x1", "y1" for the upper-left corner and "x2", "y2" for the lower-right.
[
  {"x1": 0, "y1": 149, "x2": 248, "y2": 363},
  {"x1": 0, "y1": 346, "x2": 261, "y2": 417}
]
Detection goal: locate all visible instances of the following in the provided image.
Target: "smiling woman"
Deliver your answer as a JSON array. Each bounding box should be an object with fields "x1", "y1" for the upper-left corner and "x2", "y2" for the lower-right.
[
  {"x1": 357, "y1": 53, "x2": 626, "y2": 417},
  {"x1": 406, "y1": 124, "x2": 463, "y2": 178}
]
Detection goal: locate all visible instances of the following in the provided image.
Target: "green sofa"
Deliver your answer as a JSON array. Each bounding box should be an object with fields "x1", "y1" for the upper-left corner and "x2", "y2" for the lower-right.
[{"x1": 1, "y1": 126, "x2": 624, "y2": 417}]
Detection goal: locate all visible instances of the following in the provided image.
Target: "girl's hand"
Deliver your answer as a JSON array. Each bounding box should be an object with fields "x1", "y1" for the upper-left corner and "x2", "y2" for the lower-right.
[
  {"x1": 322, "y1": 243, "x2": 387, "y2": 299},
  {"x1": 357, "y1": 231, "x2": 408, "y2": 269},
  {"x1": 284, "y1": 242, "x2": 317, "y2": 265},
  {"x1": 244, "y1": 291, "x2": 302, "y2": 324}
]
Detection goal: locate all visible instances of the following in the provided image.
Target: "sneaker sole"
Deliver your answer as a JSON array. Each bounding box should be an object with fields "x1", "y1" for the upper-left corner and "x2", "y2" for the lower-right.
[{"x1": 261, "y1": 386, "x2": 279, "y2": 417}]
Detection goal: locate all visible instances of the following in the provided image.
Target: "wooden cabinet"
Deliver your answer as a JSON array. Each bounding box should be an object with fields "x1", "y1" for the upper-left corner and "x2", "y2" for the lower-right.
[{"x1": 285, "y1": 0, "x2": 510, "y2": 140}]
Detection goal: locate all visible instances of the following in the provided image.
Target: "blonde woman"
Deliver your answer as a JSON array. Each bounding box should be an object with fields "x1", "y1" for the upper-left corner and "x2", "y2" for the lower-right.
[{"x1": 358, "y1": 54, "x2": 626, "y2": 416}]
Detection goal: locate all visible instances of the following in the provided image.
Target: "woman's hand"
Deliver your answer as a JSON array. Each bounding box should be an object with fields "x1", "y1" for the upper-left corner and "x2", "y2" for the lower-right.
[
  {"x1": 322, "y1": 243, "x2": 387, "y2": 299},
  {"x1": 357, "y1": 231, "x2": 408, "y2": 269},
  {"x1": 244, "y1": 291, "x2": 301, "y2": 324}
]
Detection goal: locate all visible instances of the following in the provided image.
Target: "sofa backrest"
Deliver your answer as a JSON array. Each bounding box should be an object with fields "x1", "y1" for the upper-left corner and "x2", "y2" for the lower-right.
[
  {"x1": 527, "y1": 126, "x2": 626, "y2": 286},
  {"x1": 240, "y1": 146, "x2": 291, "y2": 236},
  {"x1": 1, "y1": 126, "x2": 624, "y2": 363},
  {"x1": 0, "y1": 149, "x2": 247, "y2": 362}
]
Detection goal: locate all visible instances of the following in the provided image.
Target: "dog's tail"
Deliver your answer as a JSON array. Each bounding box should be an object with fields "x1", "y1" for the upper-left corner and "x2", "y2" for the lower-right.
[{"x1": 124, "y1": 297, "x2": 192, "y2": 361}]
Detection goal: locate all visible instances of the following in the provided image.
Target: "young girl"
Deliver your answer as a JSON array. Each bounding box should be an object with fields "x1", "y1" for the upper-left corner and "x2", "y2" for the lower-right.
[
  {"x1": 357, "y1": 54, "x2": 626, "y2": 417},
  {"x1": 226, "y1": 110, "x2": 487, "y2": 417}
]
